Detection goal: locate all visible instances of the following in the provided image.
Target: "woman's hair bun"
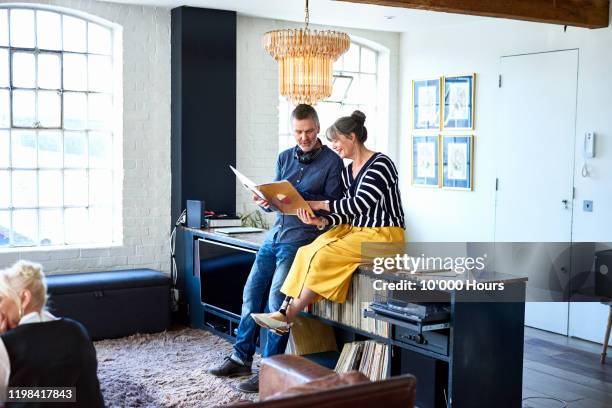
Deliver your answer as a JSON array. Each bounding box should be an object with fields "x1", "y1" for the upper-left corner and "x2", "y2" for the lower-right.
[{"x1": 351, "y1": 110, "x2": 366, "y2": 126}]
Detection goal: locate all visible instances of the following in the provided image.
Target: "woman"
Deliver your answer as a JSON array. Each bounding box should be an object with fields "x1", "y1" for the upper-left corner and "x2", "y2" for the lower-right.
[
  {"x1": 252, "y1": 111, "x2": 405, "y2": 333},
  {"x1": 0, "y1": 261, "x2": 104, "y2": 407}
]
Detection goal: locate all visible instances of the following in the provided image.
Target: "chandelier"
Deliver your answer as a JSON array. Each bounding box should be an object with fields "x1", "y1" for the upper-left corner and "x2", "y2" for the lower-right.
[{"x1": 263, "y1": 0, "x2": 350, "y2": 106}]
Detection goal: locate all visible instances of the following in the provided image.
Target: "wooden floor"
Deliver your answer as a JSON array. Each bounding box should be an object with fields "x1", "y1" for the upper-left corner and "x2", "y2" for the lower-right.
[{"x1": 523, "y1": 327, "x2": 612, "y2": 408}]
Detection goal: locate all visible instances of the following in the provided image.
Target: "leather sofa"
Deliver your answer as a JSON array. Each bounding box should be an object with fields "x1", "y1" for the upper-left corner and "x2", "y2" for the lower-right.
[{"x1": 234, "y1": 354, "x2": 416, "y2": 407}]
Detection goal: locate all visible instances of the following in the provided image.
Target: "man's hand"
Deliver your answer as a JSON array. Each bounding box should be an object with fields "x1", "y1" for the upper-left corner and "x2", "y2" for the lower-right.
[
  {"x1": 296, "y1": 208, "x2": 326, "y2": 227},
  {"x1": 252, "y1": 193, "x2": 270, "y2": 209}
]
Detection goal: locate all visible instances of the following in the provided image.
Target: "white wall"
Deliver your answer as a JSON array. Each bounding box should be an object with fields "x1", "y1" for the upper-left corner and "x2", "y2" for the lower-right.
[
  {"x1": 0, "y1": 0, "x2": 171, "y2": 274},
  {"x1": 235, "y1": 15, "x2": 400, "y2": 218},
  {"x1": 399, "y1": 17, "x2": 612, "y2": 343}
]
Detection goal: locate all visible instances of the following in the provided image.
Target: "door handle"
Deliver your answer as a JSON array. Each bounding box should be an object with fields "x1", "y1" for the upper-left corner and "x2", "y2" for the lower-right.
[{"x1": 561, "y1": 199, "x2": 568, "y2": 209}]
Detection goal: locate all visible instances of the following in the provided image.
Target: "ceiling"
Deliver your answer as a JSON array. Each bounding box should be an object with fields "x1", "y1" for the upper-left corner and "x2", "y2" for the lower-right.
[{"x1": 100, "y1": 0, "x2": 490, "y2": 32}]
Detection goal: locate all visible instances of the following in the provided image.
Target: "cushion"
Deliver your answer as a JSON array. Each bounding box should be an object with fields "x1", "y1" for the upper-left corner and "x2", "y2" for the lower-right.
[{"x1": 46, "y1": 269, "x2": 170, "y2": 294}]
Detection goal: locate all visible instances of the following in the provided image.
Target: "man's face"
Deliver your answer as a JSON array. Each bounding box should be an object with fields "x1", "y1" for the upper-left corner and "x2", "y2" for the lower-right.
[{"x1": 293, "y1": 118, "x2": 320, "y2": 152}]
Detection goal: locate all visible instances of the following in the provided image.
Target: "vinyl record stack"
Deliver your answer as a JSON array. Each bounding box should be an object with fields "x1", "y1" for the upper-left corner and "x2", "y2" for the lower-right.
[
  {"x1": 334, "y1": 340, "x2": 389, "y2": 381},
  {"x1": 311, "y1": 273, "x2": 389, "y2": 338}
]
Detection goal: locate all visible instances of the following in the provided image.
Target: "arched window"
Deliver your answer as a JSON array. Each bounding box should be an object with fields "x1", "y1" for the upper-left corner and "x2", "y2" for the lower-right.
[
  {"x1": 279, "y1": 41, "x2": 384, "y2": 153},
  {"x1": 0, "y1": 6, "x2": 118, "y2": 248}
]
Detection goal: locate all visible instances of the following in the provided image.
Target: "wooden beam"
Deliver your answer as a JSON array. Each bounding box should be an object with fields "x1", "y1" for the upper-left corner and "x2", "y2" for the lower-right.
[{"x1": 338, "y1": 0, "x2": 609, "y2": 28}]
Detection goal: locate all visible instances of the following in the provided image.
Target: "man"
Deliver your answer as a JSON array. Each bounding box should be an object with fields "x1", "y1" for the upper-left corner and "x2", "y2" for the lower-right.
[{"x1": 208, "y1": 104, "x2": 344, "y2": 393}]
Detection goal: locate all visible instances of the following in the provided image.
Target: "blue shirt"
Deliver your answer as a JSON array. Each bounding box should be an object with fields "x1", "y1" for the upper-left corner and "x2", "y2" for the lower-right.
[{"x1": 266, "y1": 143, "x2": 344, "y2": 244}]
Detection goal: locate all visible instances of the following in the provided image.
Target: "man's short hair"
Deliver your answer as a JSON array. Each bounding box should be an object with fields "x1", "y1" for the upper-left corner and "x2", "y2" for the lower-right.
[{"x1": 291, "y1": 104, "x2": 320, "y2": 128}]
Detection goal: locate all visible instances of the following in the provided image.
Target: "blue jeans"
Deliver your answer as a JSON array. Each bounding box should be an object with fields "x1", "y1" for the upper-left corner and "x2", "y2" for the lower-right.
[{"x1": 232, "y1": 239, "x2": 308, "y2": 365}]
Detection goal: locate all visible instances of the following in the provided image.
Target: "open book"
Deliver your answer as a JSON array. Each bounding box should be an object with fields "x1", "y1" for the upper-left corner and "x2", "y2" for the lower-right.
[{"x1": 230, "y1": 166, "x2": 314, "y2": 216}]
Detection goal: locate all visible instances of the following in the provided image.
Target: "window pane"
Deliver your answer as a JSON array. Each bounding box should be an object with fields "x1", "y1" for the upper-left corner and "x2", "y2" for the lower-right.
[
  {"x1": 38, "y1": 130, "x2": 62, "y2": 168},
  {"x1": 65, "y1": 207, "x2": 88, "y2": 244},
  {"x1": 0, "y1": 170, "x2": 9, "y2": 208},
  {"x1": 0, "y1": 131, "x2": 8, "y2": 167},
  {"x1": 39, "y1": 208, "x2": 63, "y2": 245},
  {"x1": 333, "y1": 55, "x2": 343, "y2": 72},
  {"x1": 90, "y1": 207, "x2": 112, "y2": 243},
  {"x1": 12, "y1": 90, "x2": 36, "y2": 128},
  {"x1": 0, "y1": 90, "x2": 9, "y2": 129},
  {"x1": 89, "y1": 131, "x2": 112, "y2": 168},
  {"x1": 63, "y1": 92, "x2": 87, "y2": 130},
  {"x1": 64, "y1": 169, "x2": 87, "y2": 206},
  {"x1": 64, "y1": 131, "x2": 87, "y2": 167},
  {"x1": 63, "y1": 15, "x2": 86, "y2": 52},
  {"x1": 63, "y1": 53, "x2": 87, "y2": 91},
  {"x1": 360, "y1": 74, "x2": 377, "y2": 104},
  {"x1": 0, "y1": 10, "x2": 8, "y2": 46},
  {"x1": 360, "y1": 48, "x2": 376, "y2": 74},
  {"x1": 0, "y1": 49, "x2": 8, "y2": 87},
  {"x1": 329, "y1": 75, "x2": 353, "y2": 102},
  {"x1": 89, "y1": 169, "x2": 112, "y2": 206},
  {"x1": 10, "y1": 10, "x2": 35, "y2": 49},
  {"x1": 88, "y1": 93, "x2": 112, "y2": 130},
  {"x1": 0, "y1": 210, "x2": 9, "y2": 247},
  {"x1": 345, "y1": 74, "x2": 362, "y2": 104},
  {"x1": 317, "y1": 103, "x2": 342, "y2": 133},
  {"x1": 343, "y1": 44, "x2": 360, "y2": 72},
  {"x1": 12, "y1": 52, "x2": 36, "y2": 88},
  {"x1": 37, "y1": 11, "x2": 61, "y2": 50},
  {"x1": 12, "y1": 170, "x2": 37, "y2": 207},
  {"x1": 37, "y1": 90, "x2": 61, "y2": 128},
  {"x1": 88, "y1": 23, "x2": 112, "y2": 55},
  {"x1": 88, "y1": 55, "x2": 112, "y2": 92},
  {"x1": 38, "y1": 53, "x2": 61, "y2": 89},
  {"x1": 39, "y1": 170, "x2": 62, "y2": 207},
  {"x1": 12, "y1": 209, "x2": 37, "y2": 246},
  {"x1": 11, "y1": 130, "x2": 36, "y2": 168}
]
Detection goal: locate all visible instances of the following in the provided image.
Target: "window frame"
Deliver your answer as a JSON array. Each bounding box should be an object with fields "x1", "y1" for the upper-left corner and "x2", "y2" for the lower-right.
[{"x1": 0, "y1": 4, "x2": 119, "y2": 250}]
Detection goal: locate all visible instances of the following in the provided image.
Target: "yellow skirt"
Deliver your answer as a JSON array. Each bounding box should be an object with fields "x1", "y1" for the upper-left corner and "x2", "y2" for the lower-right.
[{"x1": 281, "y1": 224, "x2": 405, "y2": 303}]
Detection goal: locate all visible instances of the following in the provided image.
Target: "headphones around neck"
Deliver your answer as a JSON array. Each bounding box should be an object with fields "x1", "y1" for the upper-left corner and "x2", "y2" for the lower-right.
[{"x1": 294, "y1": 142, "x2": 323, "y2": 164}]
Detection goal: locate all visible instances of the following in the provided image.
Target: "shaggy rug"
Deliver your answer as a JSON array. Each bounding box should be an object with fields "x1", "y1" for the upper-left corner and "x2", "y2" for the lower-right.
[{"x1": 94, "y1": 328, "x2": 261, "y2": 407}]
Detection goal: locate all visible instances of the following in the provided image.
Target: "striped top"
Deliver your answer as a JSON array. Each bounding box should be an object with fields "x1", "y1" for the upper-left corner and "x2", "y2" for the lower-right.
[{"x1": 322, "y1": 153, "x2": 405, "y2": 228}]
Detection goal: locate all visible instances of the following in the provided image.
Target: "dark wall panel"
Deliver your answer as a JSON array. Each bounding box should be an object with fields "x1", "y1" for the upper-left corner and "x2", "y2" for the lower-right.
[{"x1": 171, "y1": 6, "x2": 236, "y2": 225}]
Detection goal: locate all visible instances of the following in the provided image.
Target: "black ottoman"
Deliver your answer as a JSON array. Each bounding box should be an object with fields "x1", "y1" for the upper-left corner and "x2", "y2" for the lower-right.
[{"x1": 46, "y1": 269, "x2": 170, "y2": 340}]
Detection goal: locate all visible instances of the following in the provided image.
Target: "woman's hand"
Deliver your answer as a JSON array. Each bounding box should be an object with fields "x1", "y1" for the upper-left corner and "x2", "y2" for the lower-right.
[
  {"x1": 296, "y1": 208, "x2": 326, "y2": 227},
  {"x1": 307, "y1": 200, "x2": 330, "y2": 212}
]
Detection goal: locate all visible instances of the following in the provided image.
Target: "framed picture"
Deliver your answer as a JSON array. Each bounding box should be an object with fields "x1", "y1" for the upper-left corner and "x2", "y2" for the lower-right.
[
  {"x1": 442, "y1": 135, "x2": 474, "y2": 190},
  {"x1": 412, "y1": 78, "x2": 440, "y2": 130},
  {"x1": 443, "y1": 74, "x2": 475, "y2": 130},
  {"x1": 412, "y1": 135, "x2": 440, "y2": 187}
]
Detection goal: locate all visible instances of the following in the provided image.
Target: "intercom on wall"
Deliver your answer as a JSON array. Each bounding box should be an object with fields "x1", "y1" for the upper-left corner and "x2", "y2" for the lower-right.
[
  {"x1": 584, "y1": 131, "x2": 595, "y2": 158},
  {"x1": 581, "y1": 131, "x2": 596, "y2": 177}
]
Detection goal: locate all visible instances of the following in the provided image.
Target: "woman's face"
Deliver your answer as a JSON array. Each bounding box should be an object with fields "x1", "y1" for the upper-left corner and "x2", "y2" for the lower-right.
[
  {"x1": 331, "y1": 132, "x2": 357, "y2": 159},
  {"x1": 0, "y1": 293, "x2": 22, "y2": 330}
]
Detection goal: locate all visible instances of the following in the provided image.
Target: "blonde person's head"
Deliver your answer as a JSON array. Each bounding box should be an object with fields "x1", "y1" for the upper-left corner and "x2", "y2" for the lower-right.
[{"x1": 0, "y1": 261, "x2": 48, "y2": 329}]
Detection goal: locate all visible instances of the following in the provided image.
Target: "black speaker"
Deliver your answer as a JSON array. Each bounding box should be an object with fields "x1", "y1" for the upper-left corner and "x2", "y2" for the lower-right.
[
  {"x1": 595, "y1": 249, "x2": 612, "y2": 300},
  {"x1": 186, "y1": 200, "x2": 203, "y2": 228}
]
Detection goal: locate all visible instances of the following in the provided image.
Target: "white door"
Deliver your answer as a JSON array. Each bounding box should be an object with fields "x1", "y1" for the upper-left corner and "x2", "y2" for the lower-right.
[{"x1": 495, "y1": 50, "x2": 578, "y2": 335}]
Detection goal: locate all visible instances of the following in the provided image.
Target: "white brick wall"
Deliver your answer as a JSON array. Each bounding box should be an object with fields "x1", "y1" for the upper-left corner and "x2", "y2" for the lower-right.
[
  {"x1": 235, "y1": 16, "x2": 400, "y2": 220},
  {"x1": 0, "y1": 0, "x2": 172, "y2": 275}
]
